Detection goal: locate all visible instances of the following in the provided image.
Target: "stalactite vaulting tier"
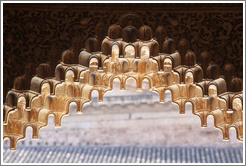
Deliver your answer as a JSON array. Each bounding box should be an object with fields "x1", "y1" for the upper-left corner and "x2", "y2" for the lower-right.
[{"x1": 3, "y1": 18, "x2": 243, "y2": 150}]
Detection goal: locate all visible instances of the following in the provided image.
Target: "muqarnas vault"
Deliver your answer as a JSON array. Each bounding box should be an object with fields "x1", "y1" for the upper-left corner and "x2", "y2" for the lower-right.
[{"x1": 3, "y1": 17, "x2": 243, "y2": 150}]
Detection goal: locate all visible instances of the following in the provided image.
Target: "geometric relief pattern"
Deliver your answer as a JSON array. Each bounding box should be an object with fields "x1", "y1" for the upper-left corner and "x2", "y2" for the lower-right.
[
  {"x1": 3, "y1": 4, "x2": 243, "y2": 101},
  {"x1": 3, "y1": 12, "x2": 243, "y2": 150}
]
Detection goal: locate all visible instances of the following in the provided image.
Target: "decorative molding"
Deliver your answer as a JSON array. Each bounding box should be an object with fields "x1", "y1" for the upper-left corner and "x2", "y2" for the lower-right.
[
  {"x1": 3, "y1": 4, "x2": 243, "y2": 101},
  {"x1": 3, "y1": 11, "x2": 243, "y2": 150}
]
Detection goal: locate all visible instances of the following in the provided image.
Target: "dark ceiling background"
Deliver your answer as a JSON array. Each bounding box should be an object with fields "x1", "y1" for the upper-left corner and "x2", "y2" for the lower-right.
[{"x1": 3, "y1": 3, "x2": 243, "y2": 101}]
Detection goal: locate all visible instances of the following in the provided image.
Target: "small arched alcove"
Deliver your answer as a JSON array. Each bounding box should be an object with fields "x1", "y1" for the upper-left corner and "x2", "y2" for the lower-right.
[{"x1": 124, "y1": 45, "x2": 135, "y2": 58}]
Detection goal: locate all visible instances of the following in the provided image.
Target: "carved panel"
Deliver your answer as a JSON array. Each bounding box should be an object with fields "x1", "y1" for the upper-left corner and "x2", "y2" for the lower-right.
[{"x1": 3, "y1": 3, "x2": 243, "y2": 100}]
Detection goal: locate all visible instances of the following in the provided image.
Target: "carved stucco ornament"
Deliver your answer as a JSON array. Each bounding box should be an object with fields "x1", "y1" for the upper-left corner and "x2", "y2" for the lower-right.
[{"x1": 3, "y1": 17, "x2": 243, "y2": 150}]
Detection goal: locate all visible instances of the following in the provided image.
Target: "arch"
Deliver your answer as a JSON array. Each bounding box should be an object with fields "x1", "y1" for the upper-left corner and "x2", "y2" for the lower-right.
[
  {"x1": 78, "y1": 70, "x2": 88, "y2": 84},
  {"x1": 59, "y1": 99, "x2": 78, "y2": 114},
  {"x1": 208, "y1": 78, "x2": 227, "y2": 95},
  {"x1": 124, "y1": 76, "x2": 138, "y2": 90},
  {"x1": 121, "y1": 60, "x2": 129, "y2": 73},
  {"x1": 3, "y1": 105, "x2": 15, "y2": 124},
  {"x1": 208, "y1": 84, "x2": 217, "y2": 97},
  {"x1": 65, "y1": 69, "x2": 75, "y2": 83},
  {"x1": 90, "y1": 89, "x2": 100, "y2": 102},
  {"x1": 232, "y1": 97, "x2": 243, "y2": 111},
  {"x1": 142, "y1": 78, "x2": 150, "y2": 90},
  {"x1": 231, "y1": 124, "x2": 243, "y2": 141},
  {"x1": 140, "y1": 45, "x2": 150, "y2": 60},
  {"x1": 206, "y1": 114, "x2": 215, "y2": 127},
  {"x1": 66, "y1": 85, "x2": 74, "y2": 97},
  {"x1": 89, "y1": 57, "x2": 99, "y2": 67},
  {"x1": 164, "y1": 86, "x2": 178, "y2": 102},
  {"x1": 109, "y1": 76, "x2": 124, "y2": 90},
  {"x1": 79, "y1": 99, "x2": 91, "y2": 113},
  {"x1": 55, "y1": 64, "x2": 65, "y2": 81},
  {"x1": 46, "y1": 113, "x2": 56, "y2": 127},
  {"x1": 142, "y1": 76, "x2": 153, "y2": 89},
  {"x1": 6, "y1": 91, "x2": 18, "y2": 107},
  {"x1": 41, "y1": 82, "x2": 51, "y2": 96},
  {"x1": 10, "y1": 124, "x2": 33, "y2": 149},
  {"x1": 134, "y1": 59, "x2": 140, "y2": 72},
  {"x1": 17, "y1": 96, "x2": 26, "y2": 110},
  {"x1": 193, "y1": 65, "x2": 204, "y2": 83},
  {"x1": 163, "y1": 57, "x2": 172, "y2": 72},
  {"x1": 65, "y1": 99, "x2": 76, "y2": 115},
  {"x1": 54, "y1": 82, "x2": 65, "y2": 97},
  {"x1": 25, "y1": 126, "x2": 34, "y2": 140},
  {"x1": 69, "y1": 101, "x2": 78, "y2": 114},
  {"x1": 110, "y1": 77, "x2": 122, "y2": 89},
  {"x1": 195, "y1": 83, "x2": 205, "y2": 97},
  {"x1": 228, "y1": 126, "x2": 238, "y2": 140},
  {"x1": 51, "y1": 110, "x2": 69, "y2": 127},
  {"x1": 185, "y1": 71, "x2": 194, "y2": 84},
  {"x1": 44, "y1": 96, "x2": 53, "y2": 110},
  {"x1": 164, "y1": 89, "x2": 172, "y2": 103},
  {"x1": 111, "y1": 43, "x2": 120, "y2": 60},
  {"x1": 124, "y1": 45, "x2": 135, "y2": 58},
  {"x1": 101, "y1": 38, "x2": 112, "y2": 56},
  {"x1": 194, "y1": 108, "x2": 212, "y2": 127},
  {"x1": 185, "y1": 99, "x2": 198, "y2": 115},
  {"x1": 4, "y1": 74, "x2": 244, "y2": 149},
  {"x1": 3, "y1": 136, "x2": 11, "y2": 147},
  {"x1": 30, "y1": 77, "x2": 50, "y2": 94},
  {"x1": 89, "y1": 73, "x2": 98, "y2": 85},
  {"x1": 184, "y1": 100, "x2": 194, "y2": 115},
  {"x1": 164, "y1": 57, "x2": 172, "y2": 65},
  {"x1": 89, "y1": 55, "x2": 99, "y2": 71},
  {"x1": 102, "y1": 58, "x2": 110, "y2": 72}
]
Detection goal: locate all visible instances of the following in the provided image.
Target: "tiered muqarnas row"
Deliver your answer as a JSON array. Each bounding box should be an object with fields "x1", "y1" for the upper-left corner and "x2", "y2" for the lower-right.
[{"x1": 3, "y1": 23, "x2": 243, "y2": 150}]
